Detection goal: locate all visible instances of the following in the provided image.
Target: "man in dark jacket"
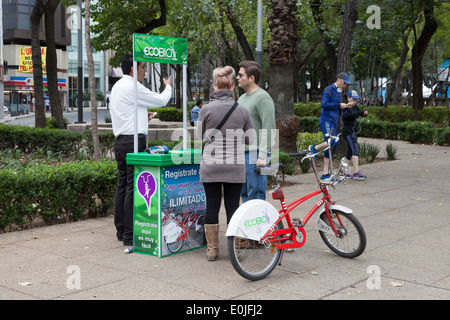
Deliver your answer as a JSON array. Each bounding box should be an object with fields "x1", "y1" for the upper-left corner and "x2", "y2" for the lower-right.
[{"x1": 310, "y1": 72, "x2": 354, "y2": 181}]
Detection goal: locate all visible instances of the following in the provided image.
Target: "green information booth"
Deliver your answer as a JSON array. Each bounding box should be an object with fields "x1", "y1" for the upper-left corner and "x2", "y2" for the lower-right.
[
  {"x1": 126, "y1": 34, "x2": 205, "y2": 257},
  {"x1": 127, "y1": 151, "x2": 205, "y2": 257}
]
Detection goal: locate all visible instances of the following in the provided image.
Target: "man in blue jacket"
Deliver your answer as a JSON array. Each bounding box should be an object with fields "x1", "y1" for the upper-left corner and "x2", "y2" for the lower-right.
[{"x1": 310, "y1": 72, "x2": 354, "y2": 181}]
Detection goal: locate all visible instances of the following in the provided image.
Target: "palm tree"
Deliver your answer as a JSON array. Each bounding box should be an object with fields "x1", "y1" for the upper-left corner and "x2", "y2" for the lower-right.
[{"x1": 268, "y1": 0, "x2": 300, "y2": 152}]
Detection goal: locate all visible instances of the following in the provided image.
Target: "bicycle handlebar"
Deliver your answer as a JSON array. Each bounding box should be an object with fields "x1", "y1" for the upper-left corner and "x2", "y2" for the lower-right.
[
  {"x1": 289, "y1": 151, "x2": 308, "y2": 158},
  {"x1": 254, "y1": 163, "x2": 283, "y2": 176}
]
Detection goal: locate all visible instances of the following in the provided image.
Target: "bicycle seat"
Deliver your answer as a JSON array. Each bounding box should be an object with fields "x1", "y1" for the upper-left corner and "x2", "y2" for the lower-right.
[{"x1": 254, "y1": 163, "x2": 283, "y2": 176}]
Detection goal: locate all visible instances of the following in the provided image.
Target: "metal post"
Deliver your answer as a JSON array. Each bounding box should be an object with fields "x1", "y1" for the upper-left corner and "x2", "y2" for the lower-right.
[
  {"x1": 76, "y1": 0, "x2": 84, "y2": 123},
  {"x1": 256, "y1": 0, "x2": 263, "y2": 86},
  {"x1": 0, "y1": 1, "x2": 4, "y2": 120},
  {"x1": 183, "y1": 64, "x2": 187, "y2": 150}
]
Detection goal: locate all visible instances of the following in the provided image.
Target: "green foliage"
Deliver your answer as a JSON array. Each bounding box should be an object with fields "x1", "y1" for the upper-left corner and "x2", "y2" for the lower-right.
[
  {"x1": 298, "y1": 116, "x2": 320, "y2": 133},
  {"x1": 403, "y1": 121, "x2": 435, "y2": 144},
  {"x1": 46, "y1": 117, "x2": 69, "y2": 129},
  {"x1": 434, "y1": 127, "x2": 450, "y2": 146},
  {"x1": 385, "y1": 143, "x2": 399, "y2": 161},
  {"x1": 360, "y1": 142, "x2": 381, "y2": 163},
  {"x1": 0, "y1": 160, "x2": 117, "y2": 231},
  {"x1": 0, "y1": 125, "x2": 83, "y2": 156},
  {"x1": 0, "y1": 125, "x2": 116, "y2": 160},
  {"x1": 299, "y1": 158, "x2": 311, "y2": 174},
  {"x1": 278, "y1": 151, "x2": 295, "y2": 179},
  {"x1": 296, "y1": 132, "x2": 323, "y2": 151}
]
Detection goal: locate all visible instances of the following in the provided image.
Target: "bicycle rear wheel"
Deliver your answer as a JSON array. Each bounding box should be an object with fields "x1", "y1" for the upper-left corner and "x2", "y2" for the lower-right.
[
  {"x1": 227, "y1": 221, "x2": 284, "y2": 281},
  {"x1": 319, "y1": 210, "x2": 366, "y2": 258}
]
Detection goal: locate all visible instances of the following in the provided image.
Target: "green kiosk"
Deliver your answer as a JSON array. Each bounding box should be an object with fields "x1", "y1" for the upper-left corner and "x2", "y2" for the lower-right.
[{"x1": 126, "y1": 34, "x2": 205, "y2": 257}]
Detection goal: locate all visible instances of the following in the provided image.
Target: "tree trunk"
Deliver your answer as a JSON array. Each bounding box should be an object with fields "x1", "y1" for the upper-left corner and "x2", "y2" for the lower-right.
[
  {"x1": 175, "y1": 64, "x2": 182, "y2": 109},
  {"x1": 30, "y1": 0, "x2": 46, "y2": 128},
  {"x1": 411, "y1": 1, "x2": 438, "y2": 115},
  {"x1": 335, "y1": 0, "x2": 357, "y2": 157},
  {"x1": 271, "y1": 64, "x2": 300, "y2": 152},
  {"x1": 203, "y1": 53, "x2": 211, "y2": 101},
  {"x1": 336, "y1": 0, "x2": 358, "y2": 74},
  {"x1": 385, "y1": 30, "x2": 410, "y2": 107},
  {"x1": 223, "y1": 3, "x2": 255, "y2": 61},
  {"x1": 45, "y1": 0, "x2": 64, "y2": 128},
  {"x1": 268, "y1": 0, "x2": 300, "y2": 153},
  {"x1": 85, "y1": 0, "x2": 100, "y2": 160}
]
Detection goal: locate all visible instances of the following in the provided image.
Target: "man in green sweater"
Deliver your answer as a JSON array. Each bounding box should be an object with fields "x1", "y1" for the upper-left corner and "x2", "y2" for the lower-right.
[{"x1": 237, "y1": 61, "x2": 276, "y2": 202}]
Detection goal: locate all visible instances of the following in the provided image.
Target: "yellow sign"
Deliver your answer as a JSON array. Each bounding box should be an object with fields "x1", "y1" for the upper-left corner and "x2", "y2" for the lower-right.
[{"x1": 19, "y1": 47, "x2": 47, "y2": 73}]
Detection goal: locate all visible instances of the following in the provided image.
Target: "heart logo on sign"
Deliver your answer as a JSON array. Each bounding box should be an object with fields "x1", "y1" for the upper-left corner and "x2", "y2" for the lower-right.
[{"x1": 136, "y1": 172, "x2": 156, "y2": 217}]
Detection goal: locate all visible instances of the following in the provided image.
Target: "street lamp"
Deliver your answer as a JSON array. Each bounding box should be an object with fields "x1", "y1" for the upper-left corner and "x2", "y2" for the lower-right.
[
  {"x1": 256, "y1": 0, "x2": 263, "y2": 85},
  {"x1": 76, "y1": 0, "x2": 84, "y2": 123}
]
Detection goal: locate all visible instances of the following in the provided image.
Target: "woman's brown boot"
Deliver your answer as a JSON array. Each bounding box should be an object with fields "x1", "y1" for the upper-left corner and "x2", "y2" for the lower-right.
[{"x1": 205, "y1": 224, "x2": 219, "y2": 261}]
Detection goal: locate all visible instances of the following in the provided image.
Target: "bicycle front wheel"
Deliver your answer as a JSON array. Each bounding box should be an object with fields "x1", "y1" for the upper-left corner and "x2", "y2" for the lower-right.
[
  {"x1": 165, "y1": 237, "x2": 184, "y2": 253},
  {"x1": 227, "y1": 221, "x2": 284, "y2": 281},
  {"x1": 319, "y1": 210, "x2": 366, "y2": 258}
]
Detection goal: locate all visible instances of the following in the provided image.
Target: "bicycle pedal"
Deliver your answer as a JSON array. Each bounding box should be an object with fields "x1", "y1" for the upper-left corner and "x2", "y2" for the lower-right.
[{"x1": 285, "y1": 248, "x2": 297, "y2": 253}]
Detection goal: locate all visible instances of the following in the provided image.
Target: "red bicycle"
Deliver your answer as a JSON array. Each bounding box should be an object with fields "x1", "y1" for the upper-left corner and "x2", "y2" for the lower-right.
[
  {"x1": 226, "y1": 133, "x2": 367, "y2": 281},
  {"x1": 163, "y1": 209, "x2": 204, "y2": 253}
]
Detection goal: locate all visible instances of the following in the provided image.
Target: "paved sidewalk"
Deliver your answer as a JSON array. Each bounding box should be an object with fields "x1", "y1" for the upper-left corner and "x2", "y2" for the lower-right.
[{"x1": 0, "y1": 138, "x2": 449, "y2": 301}]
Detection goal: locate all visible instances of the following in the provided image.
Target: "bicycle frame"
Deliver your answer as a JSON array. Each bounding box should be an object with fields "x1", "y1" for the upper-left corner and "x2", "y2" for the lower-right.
[{"x1": 260, "y1": 134, "x2": 350, "y2": 250}]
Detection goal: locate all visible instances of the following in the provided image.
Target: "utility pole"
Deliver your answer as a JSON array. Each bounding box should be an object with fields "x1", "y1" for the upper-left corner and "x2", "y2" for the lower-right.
[
  {"x1": 0, "y1": 1, "x2": 4, "y2": 120},
  {"x1": 76, "y1": 0, "x2": 84, "y2": 123},
  {"x1": 256, "y1": 0, "x2": 263, "y2": 86}
]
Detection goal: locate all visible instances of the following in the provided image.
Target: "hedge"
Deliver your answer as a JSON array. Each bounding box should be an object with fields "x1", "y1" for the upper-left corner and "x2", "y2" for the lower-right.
[
  {"x1": 294, "y1": 102, "x2": 450, "y2": 125},
  {"x1": 298, "y1": 116, "x2": 450, "y2": 146},
  {"x1": 0, "y1": 160, "x2": 117, "y2": 231},
  {"x1": 149, "y1": 101, "x2": 197, "y2": 122},
  {"x1": 0, "y1": 125, "x2": 116, "y2": 159}
]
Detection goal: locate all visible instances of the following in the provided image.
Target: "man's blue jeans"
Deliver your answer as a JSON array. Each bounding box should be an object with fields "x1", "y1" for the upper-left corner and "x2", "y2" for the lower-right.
[{"x1": 241, "y1": 151, "x2": 268, "y2": 203}]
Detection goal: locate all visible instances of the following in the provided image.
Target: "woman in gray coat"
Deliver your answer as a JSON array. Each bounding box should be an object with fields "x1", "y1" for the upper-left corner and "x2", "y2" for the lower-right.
[{"x1": 196, "y1": 66, "x2": 253, "y2": 261}]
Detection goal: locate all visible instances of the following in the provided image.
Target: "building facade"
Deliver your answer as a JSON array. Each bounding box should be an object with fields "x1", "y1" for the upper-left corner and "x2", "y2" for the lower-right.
[{"x1": 2, "y1": 0, "x2": 70, "y2": 113}]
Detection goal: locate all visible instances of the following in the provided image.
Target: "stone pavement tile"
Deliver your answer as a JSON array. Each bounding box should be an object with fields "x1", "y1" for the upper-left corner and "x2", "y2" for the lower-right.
[
  {"x1": 323, "y1": 278, "x2": 450, "y2": 300},
  {"x1": 431, "y1": 276, "x2": 450, "y2": 290},
  {"x1": 236, "y1": 286, "x2": 311, "y2": 300},
  {"x1": 0, "y1": 287, "x2": 38, "y2": 300},
  {"x1": 268, "y1": 263, "x2": 368, "y2": 300},
  {"x1": 13, "y1": 228, "x2": 122, "y2": 259},
  {"x1": 0, "y1": 229, "x2": 44, "y2": 247},
  {"x1": 333, "y1": 256, "x2": 447, "y2": 287},
  {"x1": 363, "y1": 234, "x2": 450, "y2": 276},
  {"x1": 0, "y1": 244, "x2": 130, "y2": 299},
  {"x1": 362, "y1": 201, "x2": 450, "y2": 232},
  {"x1": 28, "y1": 217, "x2": 113, "y2": 237},
  {"x1": 55, "y1": 275, "x2": 221, "y2": 300}
]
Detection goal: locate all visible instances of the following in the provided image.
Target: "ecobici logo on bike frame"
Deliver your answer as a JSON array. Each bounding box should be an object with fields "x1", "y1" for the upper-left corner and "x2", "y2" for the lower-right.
[{"x1": 134, "y1": 33, "x2": 188, "y2": 65}]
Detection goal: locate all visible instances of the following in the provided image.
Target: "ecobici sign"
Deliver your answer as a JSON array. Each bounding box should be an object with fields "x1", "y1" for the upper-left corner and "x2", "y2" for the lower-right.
[
  {"x1": 132, "y1": 33, "x2": 189, "y2": 152},
  {"x1": 133, "y1": 33, "x2": 188, "y2": 65}
]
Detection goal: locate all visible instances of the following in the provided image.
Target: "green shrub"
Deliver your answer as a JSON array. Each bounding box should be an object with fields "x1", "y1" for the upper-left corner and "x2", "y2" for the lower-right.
[
  {"x1": 434, "y1": 127, "x2": 450, "y2": 146},
  {"x1": 299, "y1": 116, "x2": 320, "y2": 133},
  {"x1": 296, "y1": 132, "x2": 323, "y2": 151},
  {"x1": 385, "y1": 143, "x2": 398, "y2": 161},
  {"x1": 46, "y1": 117, "x2": 69, "y2": 129},
  {"x1": 360, "y1": 142, "x2": 381, "y2": 163},
  {"x1": 157, "y1": 107, "x2": 183, "y2": 122},
  {"x1": 0, "y1": 160, "x2": 117, "y2": 231},
  {"x1": 0, "y1": 124, "x2": 83, "y2": 156},
  {"x1": 404, "y1": 121, "x2": 435, "y2": 144},
  {"x1": 278, "y1": 151, "x2": 295, "y2": 177}
]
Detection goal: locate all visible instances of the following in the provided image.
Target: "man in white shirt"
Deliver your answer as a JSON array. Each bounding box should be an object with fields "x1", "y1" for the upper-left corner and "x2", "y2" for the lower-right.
[{"x1": 111, "y1": 53, "x2": 173, "y2": 246}]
